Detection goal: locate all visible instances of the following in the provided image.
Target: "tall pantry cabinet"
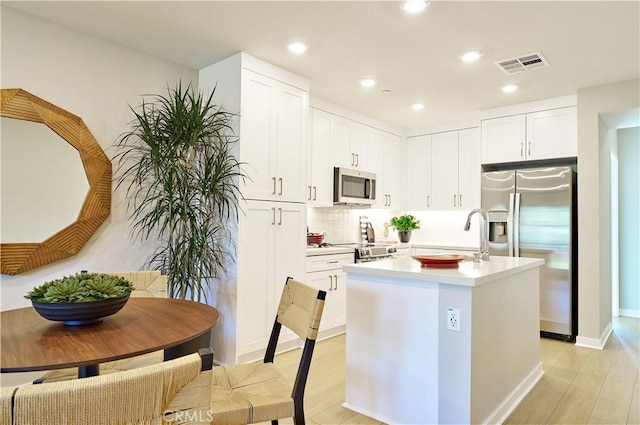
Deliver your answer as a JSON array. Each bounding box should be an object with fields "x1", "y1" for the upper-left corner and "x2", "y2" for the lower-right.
[{"x1": 199, "y1": 53, "x2": 308, "y2": 364}]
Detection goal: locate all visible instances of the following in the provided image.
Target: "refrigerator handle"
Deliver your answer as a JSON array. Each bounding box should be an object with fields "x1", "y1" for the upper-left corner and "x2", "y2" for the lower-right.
[
  {"x1": 508, "y1": 193, "x2": 515, "y2": 257},
  {"x1": 513, "y1": 193, "x2": 521, "y2": 257}
]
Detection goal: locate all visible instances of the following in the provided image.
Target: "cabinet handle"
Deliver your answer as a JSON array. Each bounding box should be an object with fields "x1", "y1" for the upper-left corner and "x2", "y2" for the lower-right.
[
  {"x1": 278, "y1": 178, "x2": 283, "y2": 195},
  {"x1": 528, "y1": 141, "x2": 531, "y2": 157},
  {"x1": 313, "y1": 186, "x2": 317, "y2": 201},
  {"x1": 272, "y1": 177, "x2": 277, "y2": 195},
  {"x1": 308, "y1": 185, "x2": 312, "y2": 201},
  {"x1": 427, "y1": 195, "x2": 430, "y2": 208},
  {"x1": 278, "y1": 208, "x2": 282, "y2": 225},
  {"x1": 453, "y1": 194, "x2": 457, "y2": 207},
  {"x1": 459, "y1": 194, "x2": 463, "y2": 207},
  {"x1": 351, "y1": 153, "x2": 355, "y2": 166},
  {"x1": 520, "y1": 143, "x2": 524, "y2": 158},
  {"x1": 271, "y1": 207, "x2": 276, "y2": 225},
  {"x1": 328, "y1": 275, "x2": 333, "y2": 291},
  {"x1": 355, "y1": 153, "x2": 359, "y2": 167},
  {"x1": 327, "y1": 260, "x2": 339, "y2": 264},
  {"x1": 334, "y1": 275, "x2": 338, "y2": 290}
]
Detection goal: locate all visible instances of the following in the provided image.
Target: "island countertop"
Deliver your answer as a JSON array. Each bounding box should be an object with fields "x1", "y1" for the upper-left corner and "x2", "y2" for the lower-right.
[{"x1": 343, "y1": 255, "x2": 544, "y2": 287}]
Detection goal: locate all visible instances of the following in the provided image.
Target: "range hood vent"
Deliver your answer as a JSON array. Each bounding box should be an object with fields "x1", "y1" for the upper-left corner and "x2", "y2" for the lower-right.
[{"x1": 496, "y1": 52, "x2": 549, "y2": 75}]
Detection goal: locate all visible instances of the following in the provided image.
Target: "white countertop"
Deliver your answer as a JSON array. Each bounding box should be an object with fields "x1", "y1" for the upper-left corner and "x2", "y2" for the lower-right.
[
  {"x1": 306, "y1": 246, "x2": 355, "y2": 256},
  {"x1": 343, "y1": 255, "x2": 544, "y2": 287}
]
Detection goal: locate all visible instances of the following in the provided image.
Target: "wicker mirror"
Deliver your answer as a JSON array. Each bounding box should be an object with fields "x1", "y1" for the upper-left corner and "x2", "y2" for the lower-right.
[{"x1": 0, "y1": 89, "x2": 111, "y2": 275}]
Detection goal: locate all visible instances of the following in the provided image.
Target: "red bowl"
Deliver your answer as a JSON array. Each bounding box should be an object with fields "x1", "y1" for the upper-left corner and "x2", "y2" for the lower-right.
[{"x1": 411, "y1": 254, "x2": 468, "y2": 268}]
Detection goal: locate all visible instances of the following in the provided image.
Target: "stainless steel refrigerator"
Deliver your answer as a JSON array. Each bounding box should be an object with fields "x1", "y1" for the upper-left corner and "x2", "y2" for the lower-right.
[{"x1": 482, "y1": 166, "x2": 577, "y2": 341}]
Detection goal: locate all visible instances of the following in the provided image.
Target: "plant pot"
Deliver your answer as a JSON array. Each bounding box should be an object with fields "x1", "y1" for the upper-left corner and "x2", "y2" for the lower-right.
[
  {"x1": 31, "y1": 295, "x2": 130, "y2": 326},
  {"x1": 398, "y1": 230, "x2": 412, "y2": 243}
]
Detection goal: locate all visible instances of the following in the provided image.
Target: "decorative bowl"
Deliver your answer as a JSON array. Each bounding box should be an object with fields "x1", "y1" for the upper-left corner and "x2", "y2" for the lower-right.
[
  {"x1": 31, "y1": 294, "x2": 130, "y2": 326},
  {"x1": 411, "y1": 254, "x2": 468, "y2": 268}
]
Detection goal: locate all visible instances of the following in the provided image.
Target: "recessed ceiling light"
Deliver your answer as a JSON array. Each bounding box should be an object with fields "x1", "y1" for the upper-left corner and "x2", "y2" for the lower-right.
[
  {"x1": 461, "y1": 50, "x2": 484, "y2": 63},
  {"x1": 402, "y1": 0, "x2": 428, "y2": 13},
  {"x1": 360, "y1": 78, "x2": 376, "y2": 88},
  {"x1": 287, "y1": 42, "x2": 308, "y2": 54},
  {"x1": 412, "y1": 103, "x2": 425, "y2": 111},
  {"x1": 502, "y1": 84, "x2": 518, "y2": 93}
]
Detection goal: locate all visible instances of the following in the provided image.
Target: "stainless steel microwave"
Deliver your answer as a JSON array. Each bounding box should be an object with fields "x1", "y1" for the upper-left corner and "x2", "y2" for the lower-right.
[{"x1": 333, "y1": 167, "x2": 376, "y2": 206}]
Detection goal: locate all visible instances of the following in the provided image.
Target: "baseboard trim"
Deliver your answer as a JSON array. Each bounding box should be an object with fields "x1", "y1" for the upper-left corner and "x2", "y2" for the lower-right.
[
  {"x1": 575, "y1": 322, "x2": 613, "y2": 350},
  {"x1": 341, "y1": 402, "x2": 395, "y2": 425},
  {"x1": 481, "y1": 362, "x2": 545, "y2": 425},
  {"x1": 619, "y1": 309, "x2": 640, "y2": 318}
]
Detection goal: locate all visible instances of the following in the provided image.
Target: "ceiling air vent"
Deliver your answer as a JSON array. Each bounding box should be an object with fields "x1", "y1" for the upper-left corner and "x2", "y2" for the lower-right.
[{"x1": 496, "y1": 52, "x2": 549, "y2": 75}]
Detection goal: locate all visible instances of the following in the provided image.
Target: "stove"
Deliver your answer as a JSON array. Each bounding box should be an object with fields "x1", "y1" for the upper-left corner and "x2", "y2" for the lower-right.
[{"x1": 310, "y1": 242, "x2": 398, "y2": 263}]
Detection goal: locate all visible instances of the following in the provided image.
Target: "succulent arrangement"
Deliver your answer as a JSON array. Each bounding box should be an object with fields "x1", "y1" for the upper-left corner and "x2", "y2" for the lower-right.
[{"x1": 25, "y1": 273, "x2": 134, "y2": 303}]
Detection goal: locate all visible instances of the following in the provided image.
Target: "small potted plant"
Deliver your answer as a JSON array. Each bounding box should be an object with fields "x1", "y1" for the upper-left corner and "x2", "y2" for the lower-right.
[
  {"x1": 389, "y1": 214, "x2": 421, "y2": 243},
  {"x1": 25, "y1": 272, "x2": 135, "y2": 325}
]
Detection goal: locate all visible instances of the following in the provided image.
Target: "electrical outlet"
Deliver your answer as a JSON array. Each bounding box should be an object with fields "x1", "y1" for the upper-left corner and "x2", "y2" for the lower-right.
[{"x1": 447, "y1": 308, "x2": 460, "y2": 331}]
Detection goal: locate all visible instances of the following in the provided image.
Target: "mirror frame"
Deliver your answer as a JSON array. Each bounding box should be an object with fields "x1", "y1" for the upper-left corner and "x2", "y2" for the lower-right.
[{"x1": 1, "y1": 88, "x2": 111, "y2": 275}]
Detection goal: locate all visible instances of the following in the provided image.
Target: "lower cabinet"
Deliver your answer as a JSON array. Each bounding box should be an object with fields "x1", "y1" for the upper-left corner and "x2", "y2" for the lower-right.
[
  {"x1": 236, "y1": 200, "x2": 306, "y2": 358},
  {"x1": 305, "y1": 253, "x2": 354, "y2": 334}
]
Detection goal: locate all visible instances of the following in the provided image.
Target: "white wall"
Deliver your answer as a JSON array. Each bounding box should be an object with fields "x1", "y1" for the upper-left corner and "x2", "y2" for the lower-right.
[
  {"x1": 576, "y1": 78, "x2": 640, "y2": 347},
  {"x1": 618, "y1": 127, "x2": 639, "y2": 317},
  {"x1": 0, "y1": 8, "x2": 198, "y2": 311}
]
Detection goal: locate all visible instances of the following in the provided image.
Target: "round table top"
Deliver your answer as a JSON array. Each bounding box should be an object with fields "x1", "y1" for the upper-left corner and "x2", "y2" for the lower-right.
[{"x1": 1, "y1": 297, "x2": 220, "y2": 373}]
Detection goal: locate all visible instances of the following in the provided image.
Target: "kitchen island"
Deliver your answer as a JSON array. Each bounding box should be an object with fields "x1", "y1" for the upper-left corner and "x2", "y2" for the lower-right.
[{"x1": 343, "y1": 255, "x2": 545, "y2": 425}]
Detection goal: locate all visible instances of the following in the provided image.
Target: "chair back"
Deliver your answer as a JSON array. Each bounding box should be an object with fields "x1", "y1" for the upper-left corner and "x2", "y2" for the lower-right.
[
  {"x1": 8, "y1": 352, "x2": 210, "y2": 425},
  {"x1": 276, "y1": 277, "x2": 326, "y2": 341}
]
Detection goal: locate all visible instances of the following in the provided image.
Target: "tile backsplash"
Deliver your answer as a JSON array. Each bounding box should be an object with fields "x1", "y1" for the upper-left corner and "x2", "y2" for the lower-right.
[{"x1": 307, "y1": 206, "x2": 479, "y2": 248}]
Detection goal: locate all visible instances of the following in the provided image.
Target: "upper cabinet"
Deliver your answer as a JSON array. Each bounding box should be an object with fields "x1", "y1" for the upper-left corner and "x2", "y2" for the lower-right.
[
  {"x1": 241, "y1": 70, "x2": 308, "y2": 202},
  {"x1": 333, "y1": 118, "x2": 370, "y2": 170},
  {"x1": 369, "y1": 129, "x2": 400, "y2": 209},
  {"x1": 406, "y1": 134, "x2": 433, "y2": 210},
  {"x1": 307, "y1": 108, "x2": 334, "y2": 207},
  {"x1": 481, "y1": 106, "x2": 577, "y2": 164},
  {"x1": 407, "y1": 128, "x2": 480, "y2": 211}
]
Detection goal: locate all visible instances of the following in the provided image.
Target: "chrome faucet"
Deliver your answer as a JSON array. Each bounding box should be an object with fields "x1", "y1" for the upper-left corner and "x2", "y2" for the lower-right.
[{"x1": 464, "y1": 209, "x2": 490, "y2": 261}]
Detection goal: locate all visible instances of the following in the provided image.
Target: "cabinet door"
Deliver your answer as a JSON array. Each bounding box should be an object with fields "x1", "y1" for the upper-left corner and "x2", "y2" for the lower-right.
[
  {"x1": 431, "y1": 131, "x2": 459, "y2": 210},
  {"x1": 406, "y1": 135, "x2": 432, "y2": 210},
  {"x1": 457, "y1": 127, "x2": 481, "y2": 210},
  {"x1": 383, "y1": 134, "x2": 401, "y2": 209},
  {"x1": 481, "y1": 114, "x2": 526, "y2": 164},
  {"x1": 351, "y1": 123, "x2": 369, "y2": 170},
  {"x1": 527, "y1": 106, "x2": 577, "y2": 160},
  {"x1": 333, "y1": 117, "x2": 353, "y2": 168},
  {"x1": 276, "y1": 84, "x2": 308, "y2": 202},
  {"x1": 237, "y1": 201, "x2": 276, "y2": 355},
  {"x1": 309, "y1": 109, "x2": 334, "y2": 206},
  {"x1": 240, "y1": 70, "x2": 277, "y2": 200},
  {"x1": 330, "y1": 270, "x2": 347, "y2": 328},
  {"x1": 367, "y1": 128, "x2": 385, "y2": 208},
  {"x1": 306, "y1": 270, "x2": 334, "y2": 331},
  {"x1": 273, "y1": 202, "x2": 306, "y2": 343}
]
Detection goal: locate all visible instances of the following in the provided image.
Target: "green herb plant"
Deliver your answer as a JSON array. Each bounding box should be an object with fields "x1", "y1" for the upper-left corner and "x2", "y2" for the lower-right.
[
  {"x1": 25, "y1": 273, "x2": 134, "y2": 303},
  {"x1": 389, "y1": 214, "x2": 421, "y2": 232}
]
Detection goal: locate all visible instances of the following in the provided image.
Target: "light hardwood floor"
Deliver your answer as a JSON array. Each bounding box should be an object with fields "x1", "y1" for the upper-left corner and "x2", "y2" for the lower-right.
[{"x1": 263, "y1": 316, "x2": 639, "y2": 425}]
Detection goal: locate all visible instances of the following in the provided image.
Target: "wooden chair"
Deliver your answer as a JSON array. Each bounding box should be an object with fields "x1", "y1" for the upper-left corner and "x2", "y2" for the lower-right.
[
  {"x1": 3, "y1": 349, "x2": 213, "y2": 425},
  {"x1": 210, "y1": 277, "x2": 326, "y2": 425}
]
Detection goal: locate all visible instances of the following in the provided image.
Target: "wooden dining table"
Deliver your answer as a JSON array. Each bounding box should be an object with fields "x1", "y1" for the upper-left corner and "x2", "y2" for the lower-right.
[{"x1": 1, "y1": 298, "x2": 219, "y2": 377}]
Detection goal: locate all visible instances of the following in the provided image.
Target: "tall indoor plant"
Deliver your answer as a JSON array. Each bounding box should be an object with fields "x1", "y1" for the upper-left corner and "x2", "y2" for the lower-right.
[{"x1": 114, "y1": 83, "x2": 245, "y2": 301}]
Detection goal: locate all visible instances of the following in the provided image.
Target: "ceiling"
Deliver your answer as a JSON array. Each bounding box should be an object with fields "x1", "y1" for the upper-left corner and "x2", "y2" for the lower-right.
[{"x1": 4, "y1": 1, "x2": 639, "y2": 130}]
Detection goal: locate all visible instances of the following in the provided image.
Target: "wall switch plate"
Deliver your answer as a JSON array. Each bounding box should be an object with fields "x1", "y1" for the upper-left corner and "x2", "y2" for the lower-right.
[{"x1": 447, "y1": 308, "x2": 461, "y2": 331}]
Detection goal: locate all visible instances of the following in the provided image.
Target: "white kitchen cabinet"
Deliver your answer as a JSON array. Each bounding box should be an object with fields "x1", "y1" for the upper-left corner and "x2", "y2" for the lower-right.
[
  {"x1": 307, "y1": 108, "x2": 334, "y2": 206},
  {"x1": 408, "y1": 128, "x2": 480, "y2": 211},
  {"x1": 375, "y1": 133, "x2": 401, "y2": 210},
  {"x1": 237, "y1": 200, "x2": 306, "y2": 356},
  {"x1": 481, "y1": 106, "x2": 577, "y2": 164},
  {"x1": 199, "y1": 53, "x2": 309, "y2": 364},
  {"x1": 241, "y1": 69, "x2": 308, "y2": 202},
  {"x1": 406, "y1": 135, "x2": 433, "y2": 210},
  {"x1": 305, "y1": 253, "x2": 353, "y2": 333},
  {"x1": 332, "y1": 117, "x2": 369, "y2": 170}
]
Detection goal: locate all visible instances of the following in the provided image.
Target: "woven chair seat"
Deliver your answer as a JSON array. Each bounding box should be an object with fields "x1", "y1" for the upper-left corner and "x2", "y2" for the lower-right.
[{"x1": 212, "y1": 362, "x2": 293, "y2": 424}]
